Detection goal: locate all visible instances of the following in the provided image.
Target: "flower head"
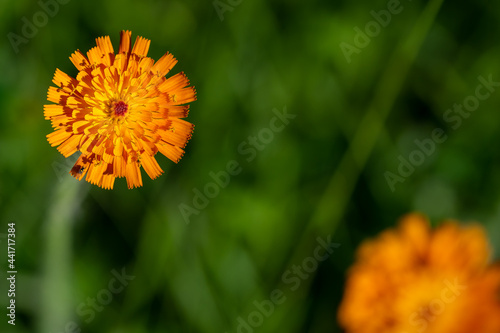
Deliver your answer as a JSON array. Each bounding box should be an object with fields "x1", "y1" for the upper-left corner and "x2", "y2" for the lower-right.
[
  {"x1": 44, "y1": 30, "x2": 196, "y2": 189},
  {"x1": 338, "y1": 213, "x2": 500, "y2": 333}
]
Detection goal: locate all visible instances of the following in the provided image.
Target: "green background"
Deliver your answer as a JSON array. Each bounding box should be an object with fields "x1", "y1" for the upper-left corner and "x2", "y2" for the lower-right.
[{"x1": 1, "y1": 0, "x2": 499, "y2": 332}]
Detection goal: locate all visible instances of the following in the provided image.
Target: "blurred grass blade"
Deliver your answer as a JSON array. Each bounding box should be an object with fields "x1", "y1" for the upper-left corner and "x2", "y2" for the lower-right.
[
  {"x1": 277, "y1": 0, "x2": 446, "y2": 307},
  {"x1": 312, "y1": 0, "x2": 446, "y2": 234},
  {"x1": 39, "y1": 177, "x2": 88, "y2": 333}
]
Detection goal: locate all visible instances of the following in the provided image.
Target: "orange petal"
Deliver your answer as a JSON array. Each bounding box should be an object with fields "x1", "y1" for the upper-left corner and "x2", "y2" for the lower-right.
[
  {"x1": 159, "y1": 72, "x2": 189, "y2": 92},
  {"x1": 113, "y1": 155, "x2": 126, "y2": 178},
  {"x1": 47, "y1": 129, "x2": 72, "y2": 147},
  {"x1": 118, "y1": 30, "x2": 132, "y2": 54},
  {"x1": 131, "y1": 35, "x2": 151, "y2": 58},
  {"x1": 151, "y1": 52, "x2": 177, "y2": 77},
  {"x1": 69, "y1": 50, "x2": 90, "y2": 71},
  {"x1": 44, "y1": 104, "x2": 65, "y2": 119},
  {"x1": 140, "y1": 153, "x2": 163, "y2": 180},
  {"x1": 95, "y1": 36, "x2": 114, "y2": 66},
  {"x1": 157, "y1": 142, "x2": 184, "y2": 163},
  {"x1": 125, "y1": 162, "x2": 143, "y2": 189},
  {"x1": 52, "y1": 69, "x2": 77, "y2": 88},
  {"x1": 101, "y1": 173, "x2": 115, "y2": 190},
  {"x1": 57, "y1": 134, "x2": 82, "y2": 157}
]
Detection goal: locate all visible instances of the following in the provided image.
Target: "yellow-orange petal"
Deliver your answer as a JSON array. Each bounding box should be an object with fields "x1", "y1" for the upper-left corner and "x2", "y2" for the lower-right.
[
  {"x1": 69, "y1": 50, "x2": 90, "y2": 71},
  {"x1": 131, "y1": 36, "x2": 151, "y2": 58},
  {"x1": 151, "y1": 52, "x2": 177, "y2": 77},
  {"x1": 52, "y1": 68, "x2": 78, "y2": 89},
  {"x1": 101, "y1": 173, "x2": 115, "y2": 190},
  {"x1": 398, "y1": 213, "x2": 431, "y2": 263},
  {"x1": 140, "y1": 153, "x2": 163, "y2": 180},
  {"x1": 157, "y1": 142, "x2": 184, "y2": 163},
  {"x1": 113, "y1": 155, "x2": 126, "y2": 178},
  {"x1": 44, "y1": 104, "x2": 65, "y2": 119},
  {"x1": 95, "y1": 36, "x2": 114, "y2": 66},
  {"x1": 47, "y1": 129, "x2": 72, "y2": 147},
  {"x1": 160, "y1": 118, "x2": 194, "y2": 148},
  {"x1": 125, "y1": 162, "x2": 142, "y2": 189},
  {"x1": 166, "y1": 105, "x2": 190, "y2": 118},
  {"x1": 118, "y1": 30, "x2": 132, "y2": 54},
  {"x1": 158, "y1": 72, "x2": 189, "y2": 93},
  {"x1": 47, "y1": 86, "x2": 68, "y2": 104},
  {"x1": 57, "y1": 134, "x2": 82, "y2": 157},
  {"x1": 429, "y1": 221, "x2": 491, "y2": 273}
]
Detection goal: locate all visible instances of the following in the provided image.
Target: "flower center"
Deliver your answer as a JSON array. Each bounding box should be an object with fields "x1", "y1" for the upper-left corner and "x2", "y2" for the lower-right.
[{"x1": 114, "y1": 101, "x2": 128, "y2": 116}]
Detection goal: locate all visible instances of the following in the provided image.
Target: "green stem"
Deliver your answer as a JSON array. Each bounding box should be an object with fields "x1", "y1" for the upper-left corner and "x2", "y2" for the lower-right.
[
  {"x1": 39, "y1": 177, "x2": 88, "y2": 333},
  {"x1": 281, "y1": 0, "x2": 445, "y2": 295},
  {"x1": 312, "y1": 0, "x2": 445, "y2": 236}
]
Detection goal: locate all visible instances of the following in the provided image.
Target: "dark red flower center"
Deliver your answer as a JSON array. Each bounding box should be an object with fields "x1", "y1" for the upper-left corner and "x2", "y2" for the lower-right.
[{"x1": 114, "y1": 101, "x2": 128, "y2": 116}]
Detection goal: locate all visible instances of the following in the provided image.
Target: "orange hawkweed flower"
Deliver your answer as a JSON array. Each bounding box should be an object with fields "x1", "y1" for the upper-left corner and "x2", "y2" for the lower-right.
[
  {"x1": 44, "y1": 30, "x2": 196, "y2": 189},
  {"x1": 338, "y1": 213, "x2": 500, "y2": 333}
]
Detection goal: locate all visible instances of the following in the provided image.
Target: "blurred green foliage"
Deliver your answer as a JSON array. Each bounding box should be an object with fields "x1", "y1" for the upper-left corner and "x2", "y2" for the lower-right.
[{"x1": 0, "y1": 0, "x2": 499, "y2": 332}]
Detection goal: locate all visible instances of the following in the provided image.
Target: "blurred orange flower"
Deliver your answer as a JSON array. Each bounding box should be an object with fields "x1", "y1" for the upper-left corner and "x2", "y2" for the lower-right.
[
  {"x1": 338, "y1": 213, "x2": 500, "y2": 333},
  {"x1": 44, "y1": 30, "x2": 196, "y2": 189}
]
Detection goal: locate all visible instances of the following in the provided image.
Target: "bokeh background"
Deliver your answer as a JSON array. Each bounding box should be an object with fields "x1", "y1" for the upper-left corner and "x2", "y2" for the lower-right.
[{"x1": 1, "y1": 0, "x2": 500, "y2": 332}]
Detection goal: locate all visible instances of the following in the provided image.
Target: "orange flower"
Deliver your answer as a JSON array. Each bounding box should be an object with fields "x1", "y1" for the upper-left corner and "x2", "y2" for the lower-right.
[
  {"x1": 44, "y1": 30, "x2": 196, "y2": 189},
  {"x1": 338, "y1": 213, "x2": 500, "y2": 333}
]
